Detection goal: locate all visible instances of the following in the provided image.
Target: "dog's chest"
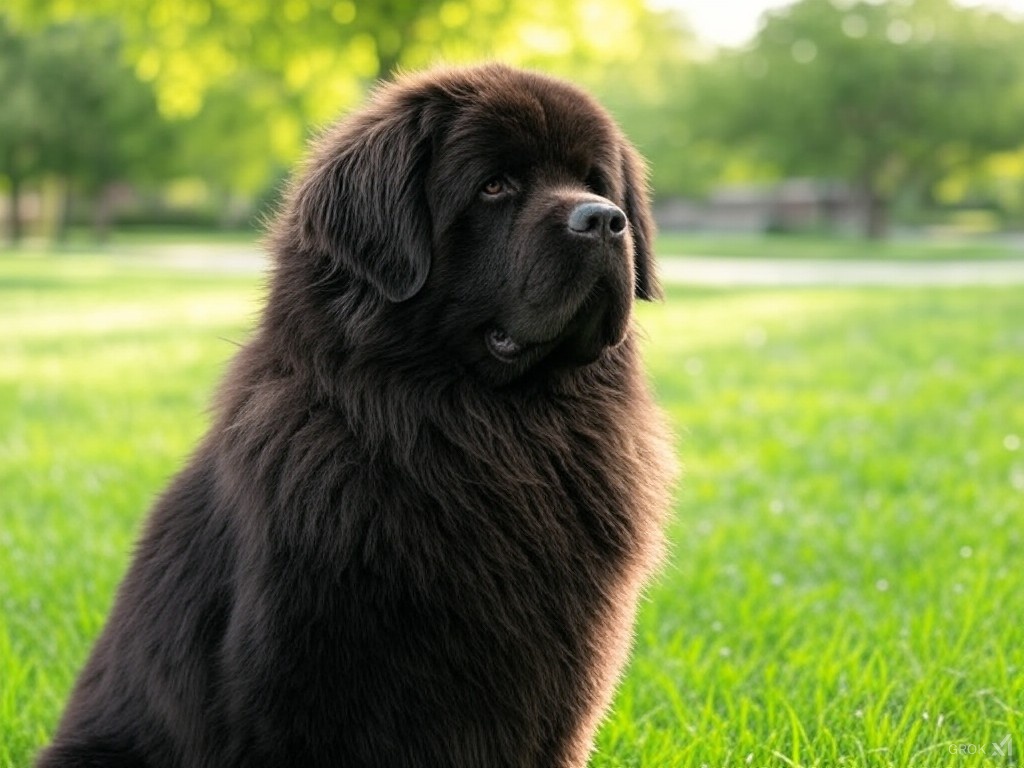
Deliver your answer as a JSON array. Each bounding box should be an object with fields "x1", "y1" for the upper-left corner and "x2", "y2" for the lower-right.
[{"x1": 352, "y1": 414, "x2": 651, "y2": 633}]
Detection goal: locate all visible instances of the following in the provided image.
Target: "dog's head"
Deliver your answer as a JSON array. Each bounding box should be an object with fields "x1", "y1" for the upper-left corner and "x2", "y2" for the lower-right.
[{"x1": 281, "y1": 63, "x2": 659, "y2": 386}]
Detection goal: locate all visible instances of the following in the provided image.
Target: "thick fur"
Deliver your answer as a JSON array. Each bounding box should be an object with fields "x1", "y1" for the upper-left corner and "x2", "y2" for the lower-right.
[{"x1": 38, "y1": 64, "x2": 675, "y2": 768}]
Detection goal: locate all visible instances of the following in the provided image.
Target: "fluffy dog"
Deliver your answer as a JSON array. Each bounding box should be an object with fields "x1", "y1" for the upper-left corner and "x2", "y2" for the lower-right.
[{"x1": 39, "y1": 63, "x2": 675, "y2": 768}]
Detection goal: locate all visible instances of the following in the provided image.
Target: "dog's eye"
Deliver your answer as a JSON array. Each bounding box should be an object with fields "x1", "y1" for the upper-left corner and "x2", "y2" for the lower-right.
[
  {"x1": 585, "y1": 170, "x2": 607, "y2": 196},
  {"x1": 481, "y1": 177, "x2": 510, "y2": 199}
]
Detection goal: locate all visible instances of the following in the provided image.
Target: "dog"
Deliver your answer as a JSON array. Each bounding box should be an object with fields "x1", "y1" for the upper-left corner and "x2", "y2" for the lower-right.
[{"x1": 38, "y1": 63, "x2": 675, "y2": 768}]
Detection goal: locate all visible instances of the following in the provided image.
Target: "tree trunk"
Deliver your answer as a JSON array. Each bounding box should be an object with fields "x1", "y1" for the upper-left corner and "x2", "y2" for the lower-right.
[
  {"x1": 858, "y1": 178, "x2": 889, "y2": 240},
  {"x1": 8, "y1": 173, "x2": 23, "y2": 246},
  {"x1": 92, "y1": 184, "x2": 112, "y2": 244},
  {"x1": 54, "y1": 179, "x2": 73, "y2": 244},
  {"x1": 865, "y1": 194, "x2": 888, "y2": 239}
]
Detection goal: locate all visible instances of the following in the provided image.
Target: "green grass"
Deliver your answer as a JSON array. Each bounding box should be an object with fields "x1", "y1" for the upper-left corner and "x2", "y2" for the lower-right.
[
  {"x1": 656, "y1": 232, "x2": 1024, "y2": 262},
  {"x1": 2, "y1": 252, "x2": 1023, "y2": 767},
  {"x1": 51, "y1": 226, "x2": 262, "y2": 248},
  {"x1": 15, "y1": 226, "x2": 1024, "y2": 263}
]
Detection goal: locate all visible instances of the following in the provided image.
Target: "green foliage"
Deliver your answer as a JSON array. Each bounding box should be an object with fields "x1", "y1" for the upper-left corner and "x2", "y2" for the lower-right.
[
  {"x1": 2, "y1": 0, "x2": 666, "y2": 185},
  {"x1": 5, "y1": 0, "x2": 1024, "y2": 233},
  {"x1": 694, "y1": 0, "x2": 1024, "y2": 236},
  {"x1": 571, "y1": 12, "x2": 708, "y2": 198},
  {"x1": 0, "y1": 19, "x2": 40, "y2": 185},
  {"x1": 2, "y1": 251, "x2": 1022, "y2": 765},
  {"x1": 32, "y1": 21, "x2": 169, "y2": 191},
  {"x1": 0, "y1": 18, "x2": 166, "y2": 241}
]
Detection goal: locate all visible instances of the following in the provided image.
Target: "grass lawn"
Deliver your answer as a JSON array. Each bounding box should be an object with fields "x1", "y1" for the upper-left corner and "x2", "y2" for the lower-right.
[
  {"x1": 18, "y1": 226, "x2": 1024, "y2": 264},
  {"x1": 2, "y1": 252, "x2": 1022, "y2": 767},
  {"x1": 656, "y1": 232, "x2": 1024, "y2": 262}
]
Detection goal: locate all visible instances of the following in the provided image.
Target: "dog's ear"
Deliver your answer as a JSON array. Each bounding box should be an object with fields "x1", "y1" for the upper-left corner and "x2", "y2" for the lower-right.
[
  {"x1": 620, "y1": 143, "x2": 661, "y2": 301},
  {"x1": 292, "y1": 95, "x2": 438, "y2": 302}
]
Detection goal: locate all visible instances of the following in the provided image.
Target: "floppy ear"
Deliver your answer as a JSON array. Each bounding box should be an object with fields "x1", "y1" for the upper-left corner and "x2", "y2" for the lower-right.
[
  {"x1": 620, "y1": 143, "x2": 662, "y2": 301},
  {"x1": 292, "y1": 99, "x2": 435, "y2": 302}
]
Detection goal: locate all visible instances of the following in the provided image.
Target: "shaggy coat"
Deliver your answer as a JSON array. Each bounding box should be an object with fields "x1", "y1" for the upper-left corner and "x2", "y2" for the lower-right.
[{"x1": 38, "y1": 63, "x2": 675, "y2": 768}]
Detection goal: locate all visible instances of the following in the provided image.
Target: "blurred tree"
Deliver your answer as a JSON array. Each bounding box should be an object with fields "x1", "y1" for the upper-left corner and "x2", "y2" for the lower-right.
[
  {"x1": 4, "y1": 0, "x2": 686, "y2": 199},
  {"x1": 524, "y1": 9, "x2": 704, "y2": 197},
  {"x1": 0, "y1": 18, "x2": 43, "y2": 244},
  {"x1": 694, "y1": 0, "x2": 1024, "y2": 237},
  {"x1": 0, "y1": 17, "x2": 167, "y2": 243},
  {"x1": 4, "y1": 0, "x2": 505, "y2": 122},
  {"x1": 39, "y1": 21, "x2": 169, "y2": 240},
  {"x1": 2, "y1": 0, "x2": 512, "y2": 214}
]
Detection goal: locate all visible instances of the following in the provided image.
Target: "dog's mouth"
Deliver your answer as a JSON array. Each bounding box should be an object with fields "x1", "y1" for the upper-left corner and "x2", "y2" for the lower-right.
[
  {"x1": 485, "y1": 327, "x2": 555, "y2": 365},
  {"x1": 485, "y1": 281, "x2": 626, "y2": 370},
  {"x1": 485, "y1": 327, "x2": 525, "y2": 362}
]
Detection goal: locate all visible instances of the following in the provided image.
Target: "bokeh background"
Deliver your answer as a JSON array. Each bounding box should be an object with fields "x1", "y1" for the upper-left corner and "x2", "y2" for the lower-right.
[
  {"x1": 3, "y1": 0, "x2": 1024, "y2": 240},
  {"x1": 2, "y1": 1, "x2": 1023, "y2": 766}
]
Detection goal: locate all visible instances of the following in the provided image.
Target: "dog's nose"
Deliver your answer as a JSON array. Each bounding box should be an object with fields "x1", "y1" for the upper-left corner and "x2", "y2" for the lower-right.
[{"x1": 567, "y1": 202, "x2": 627, "y2": 240}]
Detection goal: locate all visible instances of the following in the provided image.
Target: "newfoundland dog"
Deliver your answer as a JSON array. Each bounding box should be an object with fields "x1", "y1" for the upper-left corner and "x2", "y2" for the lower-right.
[{"x1": 39, "y1": 63, "x2": 675, "y2": 768}]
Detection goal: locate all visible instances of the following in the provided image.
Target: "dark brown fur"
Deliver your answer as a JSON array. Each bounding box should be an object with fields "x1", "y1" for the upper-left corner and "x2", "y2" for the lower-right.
[{"x1": 38, "y1": 64, "x2": 675, "y2": 768}]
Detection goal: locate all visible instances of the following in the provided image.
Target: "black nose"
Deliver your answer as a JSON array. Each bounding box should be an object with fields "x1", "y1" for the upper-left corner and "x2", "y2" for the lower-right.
[{"x1": 567, "y1": 201, "x2": 627, "y2": 240}]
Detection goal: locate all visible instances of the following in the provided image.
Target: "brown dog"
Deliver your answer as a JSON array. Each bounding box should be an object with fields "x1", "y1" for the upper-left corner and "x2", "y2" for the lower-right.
[{"x1": 38, "y1": 63, "x2": 675, "y2": 768}]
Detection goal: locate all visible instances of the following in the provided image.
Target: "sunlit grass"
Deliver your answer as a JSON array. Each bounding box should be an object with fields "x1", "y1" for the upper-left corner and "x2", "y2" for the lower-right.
[
  {"x1": 0, "y1": 255, "x2": 263, "y2": 763},
  {"x1": 596, "y1": 283, "x2": 1024, "y2": 766},
  {"x1": 2, "y1": 253, "x2": 1022, "y2": 767}
]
